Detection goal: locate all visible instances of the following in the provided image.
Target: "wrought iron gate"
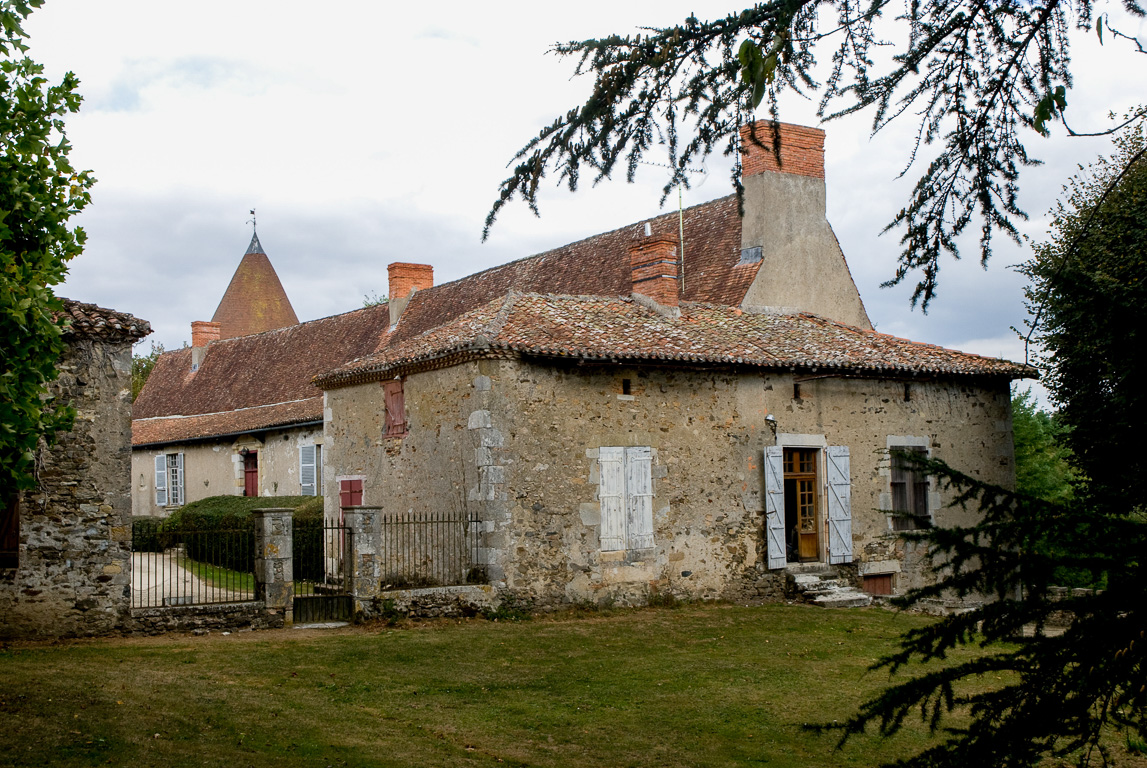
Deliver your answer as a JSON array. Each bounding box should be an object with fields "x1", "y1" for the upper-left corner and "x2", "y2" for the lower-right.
[{"x1": 293, "y1": 518, "x2": 353, "y2": 622}]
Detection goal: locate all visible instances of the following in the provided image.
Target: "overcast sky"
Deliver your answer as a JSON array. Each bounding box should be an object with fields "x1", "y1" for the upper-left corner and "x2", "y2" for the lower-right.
[{"x1": 26, "y1": 2, "x2": 1147, "y2": 403}]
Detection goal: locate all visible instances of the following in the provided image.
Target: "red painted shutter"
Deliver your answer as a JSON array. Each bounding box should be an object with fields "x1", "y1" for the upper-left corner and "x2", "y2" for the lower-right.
[
  {"x1": 340, "y1": 479, "x2": 363, "y2": 508},
  {"x1": 383, "y1": 380, "x2": 406, "y2": 436}
]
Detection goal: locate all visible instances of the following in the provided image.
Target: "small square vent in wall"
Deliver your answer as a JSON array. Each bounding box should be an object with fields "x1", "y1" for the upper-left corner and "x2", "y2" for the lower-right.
[{"x1": 738, "y1": 246, "x2": 763, "y2": 265}]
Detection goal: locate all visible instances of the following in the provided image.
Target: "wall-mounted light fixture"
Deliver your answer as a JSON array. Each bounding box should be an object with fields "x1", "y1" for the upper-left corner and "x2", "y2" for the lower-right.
[
  {"x1": 765, "y1": 413, "x2": 778, "y2": 438},
  {"x1": 239, "y1": 447, "x2": 250, "y2": 456}
]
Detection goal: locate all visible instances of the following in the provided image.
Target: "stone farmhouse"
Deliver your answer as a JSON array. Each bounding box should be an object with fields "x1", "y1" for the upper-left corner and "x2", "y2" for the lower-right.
[
  {"x1": 131, "y1": 236, "x2": 390, "y2": 516},
  {"x1": 1, "y1": 300, "x2": 150, "y2": 638},
  {"x1": 133, "y1": 120, "x2": 1034, "y2": 609}
]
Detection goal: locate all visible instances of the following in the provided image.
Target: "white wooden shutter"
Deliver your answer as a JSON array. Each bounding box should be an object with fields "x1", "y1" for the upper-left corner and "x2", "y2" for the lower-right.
[
  {"x1": 625, "y1": 447, "x2": 654, "y2": 549},
  {"x1": 300, "y1": 445, "x2": 317, "y2": 496},
  {"x1": 154, "y1": 454, "x2": 167, "y2": 507},
  {"x1": 826, "y1": 445, "x2": 853, "y2": 564},
  {"x1": 173, "y1": 452, "x2": 185, "y2": 506},
  {"x1": 764, "y1": 447, "x2": 786, "y2": 569},
  {"x1": 598, "y1": 447, "x2": 626, "y2": 551}
]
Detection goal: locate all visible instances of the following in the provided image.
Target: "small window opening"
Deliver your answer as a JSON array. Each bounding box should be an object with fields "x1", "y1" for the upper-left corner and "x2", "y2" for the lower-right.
[
  {"x1": 622, "y1": 378, "x2": 632, "y2": 395},
  {"x1": 793, "y1": 382, "x2": 801, "y2": 400},
  {"x1": 904, "y1": 382, "x2": 912, "y2": 402}
]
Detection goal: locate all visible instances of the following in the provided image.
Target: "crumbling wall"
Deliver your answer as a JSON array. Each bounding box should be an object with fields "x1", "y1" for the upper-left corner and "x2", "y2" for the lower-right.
[{"x1": 0, "y1": 337, "x2": 135, "y2": 638}]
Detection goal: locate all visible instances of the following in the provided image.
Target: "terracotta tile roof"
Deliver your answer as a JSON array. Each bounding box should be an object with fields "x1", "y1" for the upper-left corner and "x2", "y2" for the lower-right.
[
  {"x1": 58, "y1": 298, "x2": 151, "y2": 342},
  {"x1": 211, "y1": 250, "x2": 299, "y2": 339},
  {"x1": 393, "y1": 196, "x2": 753, "y2": 340},
  {"x1": 132, "y1": 304, "x2": 390, "y2": 446},
  {"x1": 317, "y1": 293, "x2": 1035, "y2": 388},
  {"x1": 132, "y1": 398, "x2": 322, "y2": 447}
]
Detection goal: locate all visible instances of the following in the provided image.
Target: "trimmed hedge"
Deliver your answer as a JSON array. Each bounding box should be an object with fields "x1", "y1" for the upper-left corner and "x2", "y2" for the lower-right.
[{"x1": 132, "y1": 496, "x2": 328, "y2": 575}]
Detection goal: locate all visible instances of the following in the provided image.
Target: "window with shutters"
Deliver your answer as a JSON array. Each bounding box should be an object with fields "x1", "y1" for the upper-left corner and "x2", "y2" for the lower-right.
[
  {"x1": 155, "y1": 452, "x2": 184, "y2": 508},
  {"x1": 890, "y1": 446, "x2": 931, "y2": 530},
  {"x1": 300, "y1": 444, "x2": 321, "y2": 496},
  {"x1": 383, "y1": 379, "x2": 406, "y2": 437},
  {"x1": 597, "y1": 446, "x2": 654, "y2": 552}
]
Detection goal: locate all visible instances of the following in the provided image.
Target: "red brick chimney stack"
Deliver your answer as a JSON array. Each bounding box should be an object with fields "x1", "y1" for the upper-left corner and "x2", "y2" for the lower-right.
[
  {"x1": 629, "y1": 236, "x2": 680, "y2": 308},
  {"x1": 387, "y1": 262, "x2": 434, "y2": 301},
  {"x1": 191, "y1": 320, "x2": 222, "y2": 348},
  {"x1": 739, "y1": 121, "x2": 825, "y2": 179}
]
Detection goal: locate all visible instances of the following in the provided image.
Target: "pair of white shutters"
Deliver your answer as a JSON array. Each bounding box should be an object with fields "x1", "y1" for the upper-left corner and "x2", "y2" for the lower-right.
[
  {"x1": 154, "y1": 453, "x2": 183, "y2": 507},
  {"x1": 763, "y1": 445, "x2": 852, "y2": 569},
  {"x1": 300, "y1": 445, "x2": 319, "y2": 496},
  {"x1": 598, "y1": 447, "x2": 654, "y2": 551}
]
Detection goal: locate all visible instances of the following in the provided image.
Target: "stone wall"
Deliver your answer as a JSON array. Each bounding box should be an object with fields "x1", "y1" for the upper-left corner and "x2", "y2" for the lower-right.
[
  {"x1": 324, "y1": 357, "x2": 1013, "y2": 609},
  {"x1": 0, "y1": 337, "x2": 136, "y2": 638}
]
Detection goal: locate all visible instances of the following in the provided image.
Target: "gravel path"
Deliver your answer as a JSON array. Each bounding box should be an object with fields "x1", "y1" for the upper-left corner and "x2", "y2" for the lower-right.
[{"x1": 131, "y1": 550, "x2": 249, "y2": 608}]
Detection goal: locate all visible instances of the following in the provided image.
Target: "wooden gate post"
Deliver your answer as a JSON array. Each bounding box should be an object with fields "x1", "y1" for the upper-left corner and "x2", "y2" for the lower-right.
[
  {"x1": 253, "y1": 508, "x2": 293, "y2": 623},
  {"x1": 341, "y1": 506, "x2": 380, "y2": 615}
]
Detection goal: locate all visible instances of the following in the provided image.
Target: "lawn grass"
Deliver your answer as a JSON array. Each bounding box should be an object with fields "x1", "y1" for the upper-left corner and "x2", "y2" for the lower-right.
[
  {"x1": 0, "y1": 603, "x2": 991, "y2": 768},
  {"x1": 178, "y1": 556, "x2": 255, "y2": 594}
]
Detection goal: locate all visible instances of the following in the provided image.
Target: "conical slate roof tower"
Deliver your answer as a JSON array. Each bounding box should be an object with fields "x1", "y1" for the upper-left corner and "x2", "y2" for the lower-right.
[{"x1": 210, "y1": 232, "x2": 299, "y2": 340}]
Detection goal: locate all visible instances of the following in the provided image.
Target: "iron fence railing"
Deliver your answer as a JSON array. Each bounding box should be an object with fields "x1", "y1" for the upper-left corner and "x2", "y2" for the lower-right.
[
  {"x1": 371, "y1": 509, "x2": 485, "y2": 589},
  {"x1": 131, "y1": 518, "x2": 256, "y2": 608}
]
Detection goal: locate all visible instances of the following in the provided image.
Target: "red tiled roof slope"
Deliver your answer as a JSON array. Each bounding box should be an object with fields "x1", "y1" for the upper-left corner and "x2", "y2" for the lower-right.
[
  {"x1": 134, "y1": 304, "x2": 390, "y2": 426},
  {"x1": 133, "y1": 398, "x2": 322, "y2": 447},
  {"x1": 318, "y1": 293, "x2": 1035, "y2": 388},
  {"x1": 392, "y1": 196, "x2": 752, "y2": 342},
  {"x1": 59, "y1": 298, "x2": 151, "y2": 342},
  {"x1": 211, "y1": 252, "x2": 300, "y2": 339}
]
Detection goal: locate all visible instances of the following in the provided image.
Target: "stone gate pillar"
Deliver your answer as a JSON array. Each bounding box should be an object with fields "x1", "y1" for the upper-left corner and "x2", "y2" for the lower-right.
[
  {"x1": 341, "y1": 506, "x2": 380, "y2": 613},
  {"x1": 252, "y1": 508, "x2": 293, "y2": 621}
]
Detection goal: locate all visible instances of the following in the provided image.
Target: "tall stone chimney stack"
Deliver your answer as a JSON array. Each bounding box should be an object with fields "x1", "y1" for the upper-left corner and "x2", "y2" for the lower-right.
[{"x1": 737, "y1": 120, "x2": 872, "y2": 330}]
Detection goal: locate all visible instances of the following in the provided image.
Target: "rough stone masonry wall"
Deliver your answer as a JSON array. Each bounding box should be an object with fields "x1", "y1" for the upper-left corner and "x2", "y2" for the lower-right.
[
  {"x1": 325, "y1": 357, "x2": 1013, "y2": 609},
  {"x1": 477, "y1": 360, "x2": 1013, "y2": 607},
  {"x1": 0, "y1": 337, "x2": 135, "y2": 638},
  {"x1": 323, "y1": 362, "x2": 487, "y2": 591}
]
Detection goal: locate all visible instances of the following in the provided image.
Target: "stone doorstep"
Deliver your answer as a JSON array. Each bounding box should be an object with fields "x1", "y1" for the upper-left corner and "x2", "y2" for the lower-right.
[{"x1": 813, "y1": 592, "x2": 872, "y2": 609}]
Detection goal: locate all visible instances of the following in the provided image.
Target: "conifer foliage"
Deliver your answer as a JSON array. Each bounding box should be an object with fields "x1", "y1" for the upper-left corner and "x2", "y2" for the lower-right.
[
  {"x1": 833, "y1": 135, "x2": 1147, "y2": 767},
  {"x1": 486, "y1": 0, "x2": 1145, "y2": 309},
  {"x1": 0, "y1": 0, "x2": 92, "y2": 493}
]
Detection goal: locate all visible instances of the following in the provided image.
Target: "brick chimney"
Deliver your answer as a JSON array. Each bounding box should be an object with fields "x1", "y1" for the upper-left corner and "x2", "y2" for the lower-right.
[
  {"x1": 739, "y1": 121, "x2": 825, "y2": 180},
  {"x1": 387, "y1": 262, "x2": 434, "y2": 326},
  {"x1": 736, "y1": 120, "x2": 873, "y2": 330},
  {"x1": 629, "y1": 236, "x2": 680, "y2": 309},
  {"x1": 190, "y1": 320, "x2": 221, "y2": 372},
  {"x1": 191, "y1": 320, "x2": 222, "y2": 348}
]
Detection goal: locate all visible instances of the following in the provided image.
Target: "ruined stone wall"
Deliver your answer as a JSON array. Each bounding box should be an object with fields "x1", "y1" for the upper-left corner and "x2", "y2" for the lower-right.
[
  {"x1": 324, "y1": 358, "x2": 1013, "y2": 608},
  {"x1": 0, "y1": 338, "x2": 135, "y2": 638}
]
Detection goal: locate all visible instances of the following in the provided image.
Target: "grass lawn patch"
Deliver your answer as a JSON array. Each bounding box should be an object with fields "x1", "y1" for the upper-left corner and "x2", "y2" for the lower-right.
[{"x1": 0, "y1": 603, "x2": 1001, "y2": 767}]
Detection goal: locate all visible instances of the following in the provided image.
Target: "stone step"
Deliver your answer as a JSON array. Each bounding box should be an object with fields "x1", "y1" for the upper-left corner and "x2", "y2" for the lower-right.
[
  {"x1": 812, "y1": 589, "x2": 872, "y2": 609},
  {"x1": 784, "y1": 562, "x2": 836, "y2": 575}
]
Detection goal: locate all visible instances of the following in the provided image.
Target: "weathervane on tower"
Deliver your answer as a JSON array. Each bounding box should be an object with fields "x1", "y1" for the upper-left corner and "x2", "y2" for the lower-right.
[{"x1": 245, "y1": 209, "x2": 263, "y2": 255}]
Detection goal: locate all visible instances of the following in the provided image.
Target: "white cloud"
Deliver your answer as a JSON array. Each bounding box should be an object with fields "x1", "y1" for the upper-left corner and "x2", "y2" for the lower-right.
[{"x1": 22, "y1": 0, "x2": 1145, "y2": 380}]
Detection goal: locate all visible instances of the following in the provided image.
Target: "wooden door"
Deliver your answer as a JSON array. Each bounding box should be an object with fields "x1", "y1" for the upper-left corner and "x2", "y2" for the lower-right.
[
  {"x1": 784, "y1": 448, "x2": 819, "y2": 562},
  {"x1": 243, "y1": 452, "x2": 258, "y2": 497}
]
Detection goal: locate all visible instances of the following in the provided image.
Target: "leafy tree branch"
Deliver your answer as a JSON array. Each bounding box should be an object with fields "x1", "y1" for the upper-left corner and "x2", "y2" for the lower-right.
[{"x1": 0, "y1": 0, "x2": 91, "y2": 493}]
